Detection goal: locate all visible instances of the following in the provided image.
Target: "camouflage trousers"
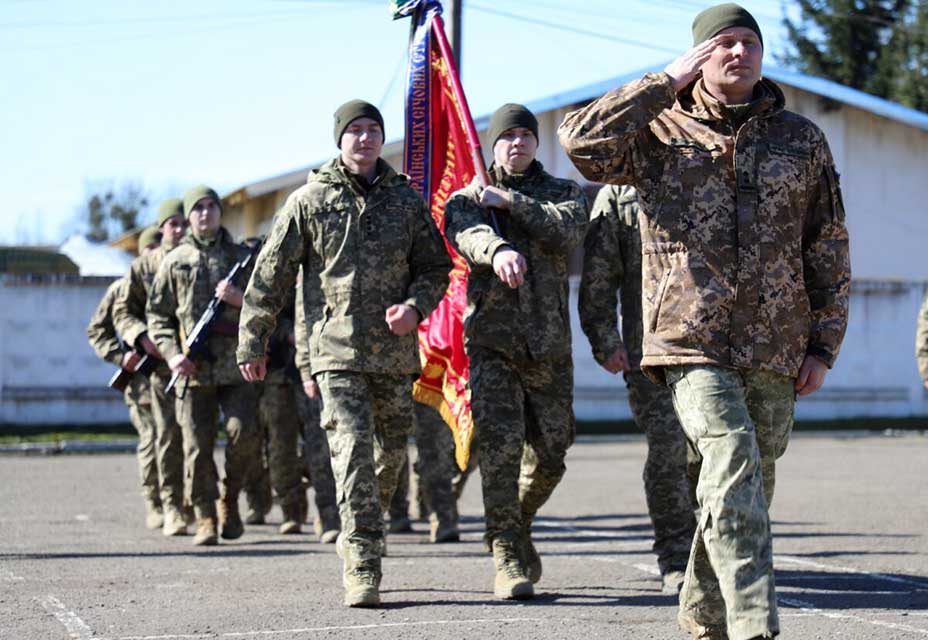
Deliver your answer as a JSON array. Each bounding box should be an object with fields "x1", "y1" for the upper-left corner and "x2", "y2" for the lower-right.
[
  {"x1": 468, "y1": 347, "x2": 575, "y2": 546},
  {"x1": 124, "y1": 376, "x2": 160, "y2": 505},
  {"x1": 253, "y1": 381, "x2": 305, "y2": 508},
  {"x1": 150, "y1": 372, "x2": 185, "y2": 509},
  {"x1": 176, "y1": 383, "x2": 262, "y2": 512},
  {"x1": 626, "y1": 371, "x2": 697, "y2": 575},
  {"x1": 389, "y1": 402, "x2": 460, "y2": 527},
  {"x1": 666, "y1": 365, "x2": 794, "y2": 640},
  {"x1": 295, "y1": 389, "x2": 338, "y2": 516},
  {"x1": 316, "y1": 371, "x2": 413, "y2": 561}
]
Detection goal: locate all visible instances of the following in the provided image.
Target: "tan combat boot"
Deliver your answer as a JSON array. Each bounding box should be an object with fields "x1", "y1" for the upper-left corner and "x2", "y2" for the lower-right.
[
  {"x1": 429, "y1": 515, "x2": 460, "y2": 543},
  {"x1": 678, "y1": 611, "x2": 728, "y2": 640},
  {"x1": 162, "y1": 503, "x2": 188, "y2": 537},
  {"x1": 217, "y1": 493, "x2": 244, "y2": 540},
  {"x1": 144, "y1": 499, "x2": 164, "y2": 530},
  {"x1": 279, "y1": 503, "x2": 303, "y2": 535},
  {"x1": 342, "y1": 560, "x2": 381, "y2": 607},
  {"x1": 314, "y1": 506, "x2": 341, "y2": 544},
  {"x1": 492, "y1": 533, "x2": 534, "y2": 600},
  {"x1": 521, "y1": 528, "x2": 542, "y2": 584},
  {"x1": 192, "y1": 504, "x2": 218, "y2": 546}
]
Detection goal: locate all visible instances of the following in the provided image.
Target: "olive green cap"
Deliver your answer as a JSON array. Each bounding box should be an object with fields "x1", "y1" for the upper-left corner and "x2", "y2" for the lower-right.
[
  {"x1": 333, "y1": 99, "x2": 384, "y2": 148},
  {"x1": 137, "y1": 226, "x2": 161, "y2": 250},
  {"x1": 156, "y1": 197, "x2": 184, "y2": 227},
  {"x1": 182, "y1": 185, "x2": 222, "y2": 218},
  {"x1": 692, "y1": 3, "x2": 763, "y2": 48},
  {"x1": 487, "y1": 103, "x2": 538, "y2": 146}
]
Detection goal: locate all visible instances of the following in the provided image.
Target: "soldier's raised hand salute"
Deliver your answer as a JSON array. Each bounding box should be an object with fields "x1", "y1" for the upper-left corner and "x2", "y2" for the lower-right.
[{"x1": 663, "y1": 34, "x2": 727, "y2": 93}]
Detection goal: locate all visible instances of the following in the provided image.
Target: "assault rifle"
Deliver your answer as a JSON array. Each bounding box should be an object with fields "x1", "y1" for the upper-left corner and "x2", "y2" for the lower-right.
[
  {"x1": 108, "y1": 352, "x2": 156, "y2": 392},
  {"x1": 165, "y1": 242, "x2": 261, "y2": 397}
]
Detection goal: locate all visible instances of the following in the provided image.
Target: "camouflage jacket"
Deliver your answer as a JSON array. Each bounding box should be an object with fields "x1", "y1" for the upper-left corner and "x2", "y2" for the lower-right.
[
  {"x1": 444, "y1": 161, "x2": 588, "y2": 361},
  {"x1": 559, "y1": 73, "x2": 850, "y2": 382},
  {"x1": 86, "y1": 277, "x2": 150, "y2": 403},
  {"x1": 579, "y1": 184, "x2": 645, "y2": 370},
  {"x1": 112, "y1": 244, "x2": 173, "y2": 377},
  {"x1": 237, "y1": 158, "x2": 451, "y2": 378},
  {"x1": 147, "y1": 228, "x2": 253, "y2": 387},
  {"x1": 916, "y1": 290, "x2": 928, "y2": 381}
]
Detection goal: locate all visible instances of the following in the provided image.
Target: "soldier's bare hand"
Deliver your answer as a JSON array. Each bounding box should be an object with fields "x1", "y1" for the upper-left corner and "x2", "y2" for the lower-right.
[
  {"x1": 303, "y1": 379, "x2": 320, "y2": 399},
  {"x1": 385, "y1": 303, "x2": 419, "y2": 336},
  {"x1": 168, "y1": 354, "x2": 197, "y2": 378},
  {"x1": 795, "y1": 354, "x2": 828, "y2": 396},
  {"x1": 492, "y1": 248, "x2": 527, "y2": 288},
  {"x1": 121, "y1": 351, "x2": 142, "y2": 372},
  {"x1": 479, "y1": 186, "x2": 513, "y2": 210},
  {"x1": 139, "y1": 334, "x2": 163, "y2": 360},
  {"x1": 215, "y1": 280, "x2": 244, "y2": 307},
  {"x1": 238, "y1": 358, "x2": 267, "y2": 383},
  {"x1": 602, "y1": 347, "x2": 630, "y2": 375},
  {"x1": 664, "y1": 35, "x2": 726, "y2": 93}
]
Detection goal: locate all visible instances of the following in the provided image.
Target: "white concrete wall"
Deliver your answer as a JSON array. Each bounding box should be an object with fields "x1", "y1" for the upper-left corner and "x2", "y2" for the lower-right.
[
  {"x1": 0, "y1": 275, "x2": 130, "y2": 425},
  {"x1": 570, "y1": 277, "x2": 928, "y2": 422}
]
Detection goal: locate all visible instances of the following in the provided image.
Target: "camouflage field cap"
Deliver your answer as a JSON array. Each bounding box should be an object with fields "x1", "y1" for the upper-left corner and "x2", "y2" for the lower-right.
[
  {"x1": 692, "y1": 3, "x2": 763, "y2": 48},
  {"x1": 156, "y1": 197, "x2": 184, "y2": 226},
  {"x1": 183, "y1": 185, "x2": 222, "y2": 218}
]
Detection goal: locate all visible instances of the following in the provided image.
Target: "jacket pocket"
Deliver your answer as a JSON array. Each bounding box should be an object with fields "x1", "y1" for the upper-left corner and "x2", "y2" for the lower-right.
[{"x1": 648, "y1": 269, "x2": 671, "y2": 333}]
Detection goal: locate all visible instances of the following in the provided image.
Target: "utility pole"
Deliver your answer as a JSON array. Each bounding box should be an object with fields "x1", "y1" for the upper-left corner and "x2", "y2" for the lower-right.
[{"x1": 447, "y1": 0, "x2": 462, "y2": 72}]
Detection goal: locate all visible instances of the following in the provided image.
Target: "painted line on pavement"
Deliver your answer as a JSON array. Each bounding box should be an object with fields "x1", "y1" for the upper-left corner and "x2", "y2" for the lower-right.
[
  {"x1": 89, "y1": 617, "x2": 552, "y2": 640},
  {"x1": 3, "y1": 569, "x2": 25, "y2": 581},
  {"x1": 775, "y1": 555, "x2": 928, "y2": 589},
  {"x1": 780, "y1": 597, "x2": 928, "y2": 636},
  {"x1": 39, "y1": 594, "x2": 94, "y2": 639}
]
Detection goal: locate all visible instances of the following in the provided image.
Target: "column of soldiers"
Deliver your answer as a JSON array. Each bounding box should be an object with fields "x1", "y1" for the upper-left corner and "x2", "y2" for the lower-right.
[{"x1": 89, "y1": 4, "x2": 853, "y2": 638}]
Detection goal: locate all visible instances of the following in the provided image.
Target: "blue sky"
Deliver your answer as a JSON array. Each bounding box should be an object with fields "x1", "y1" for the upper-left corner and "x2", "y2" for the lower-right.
[{"x1": 1, "y1": 0, "x2": 790, "y2": 244}]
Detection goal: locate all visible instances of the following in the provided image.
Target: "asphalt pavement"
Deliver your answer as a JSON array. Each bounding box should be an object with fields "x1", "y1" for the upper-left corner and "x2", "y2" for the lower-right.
[{"x1": 1, "y1": 433, "x2": 926, "y2": 640}]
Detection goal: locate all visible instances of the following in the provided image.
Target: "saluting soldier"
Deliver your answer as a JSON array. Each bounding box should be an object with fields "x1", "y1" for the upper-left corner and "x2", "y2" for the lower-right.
[
  {"x1": 579, "y1": 184, "x2": 697, "y2": 594},
  {"x1": 87, "y1": 226, "x2": 163, "y2": 529},
  {"x1": 147, "y1": 185, "x2": 262, "y2": 546},
  {"x1": 237, "y1": 100, "x2": 450, "y2": 607},
  {"x1": 113, "y1": 199, "x2": 191, "y2": 536},
  {"x1": 559, "y1": 5, "x2": 850, "y2": 638},
  {"x1": 444, "y1": 103, "x2": 588, "y2": 600}
]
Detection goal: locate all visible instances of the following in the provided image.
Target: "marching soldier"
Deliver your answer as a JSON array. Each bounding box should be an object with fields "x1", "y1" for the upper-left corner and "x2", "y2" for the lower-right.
[
  {"x1": 559, "y1": 4, "x2": 850, "y2": 638},
  {"x1": 113, "y1": 199, "x2": 191, "y2": 536},
  {"x1": 579, "y1": 184, "x2": 696, "y2": 593},
  {"x1": 148, "y1": 185, "x2": 262, "y2": 546},
  {"x1": 237, "y1": 100, "x2": 450, "y2": 607},
  {"x1": 87, "y1": 226, "x2": 162, "y2": 529},
  {"x1": 444, "y1": 103, "x2": 588, "y2": 599}
]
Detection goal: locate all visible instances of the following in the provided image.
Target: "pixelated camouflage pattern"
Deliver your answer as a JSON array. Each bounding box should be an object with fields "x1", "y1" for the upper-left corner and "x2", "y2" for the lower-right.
[
  {"x1": 147, "y1": 228, "x2": 254, "y2": 387},
  {"x1": 444, "y1": 161, "x2": 588, "y2": 361},
  {"x1": 916, "y1": 290, "x2": 928, "y2": 381},
  {"x1": 579, "y1": 184, "x2": 644, "y2": 369},
  {"x1": 667, "y1": 364, "x2": 794, "y2": 639},
  {"x1": 625, "y1": 371, "x2": 696, "y2": 574},
  {"x1": 412, "y1": 401, "x2": 459, "y2": 527},
  {"x1": 86, "y1": 279, "x2": 159, "y2": 502},
  {"x1": 176, "y1": 383, "x2": 262, "y2": 510},
  {"x1": 150, "y1": 372, "x2": 185, "y2": 509},
  {"x1": 468, "y1": 347, "x2": 575, "y2": 545},
  {"x1": 316, "y1": 371, "x2": 414, "y2": 561},
  {"x1": 559, "y1": 73, "x2": 850, "y2": 383},
  {"x1": 255, "y1": 380, "x2": 304, "y2": 508},
  {"x1": 294, "y1": 389, "x2": 338, "y2": 516},
  {"x1": 237, "y1": 158, "x2": 451, "y2": 377}
]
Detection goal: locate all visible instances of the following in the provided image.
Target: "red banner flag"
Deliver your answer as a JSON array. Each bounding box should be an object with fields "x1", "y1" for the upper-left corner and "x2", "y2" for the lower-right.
[{"x1": 398, "y1": 1, "x2": 486, "y2": 471}]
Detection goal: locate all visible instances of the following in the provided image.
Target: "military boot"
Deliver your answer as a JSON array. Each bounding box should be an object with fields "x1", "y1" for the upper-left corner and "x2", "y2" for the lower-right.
[
  {"x1": 314, "y1": 506, "x2": 341, "y2": 544},
  {"x1": 162, "y1": 503, "x2": 188, "y2": 537},
  {"x1": 243, "y1": 473, "x2": 272, "y2": 525},
  {"x1": 144, "y1": 499, "x2": 164, "y2": 530},
  {"x1": 279, "y1": 502, "x2": 303, "y2": 535},
  {"x1": 192, "y1": 504, "x2": 218, "y2": 546},
  {"x1": 429, "y1": 514, "x2": 460, "y2": 543},
  {"x1": 217, "y1": 492, "x2": 244, "y2": 540},
  {"x1": 342, "y1": 560, "x2": 381, "y2": 607},
  {"x1": 492, "y1": 533, "x2": 534, "y2": 600},
  {"x1": 661, "y1": 568, "x2": 686, "y2": 595},
  {"x1": 521, "y1": 528, "x2": 542, "y2": 584},
  {"x1": 678, "y1": 611, "x2": 728, "y2": 640}
]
